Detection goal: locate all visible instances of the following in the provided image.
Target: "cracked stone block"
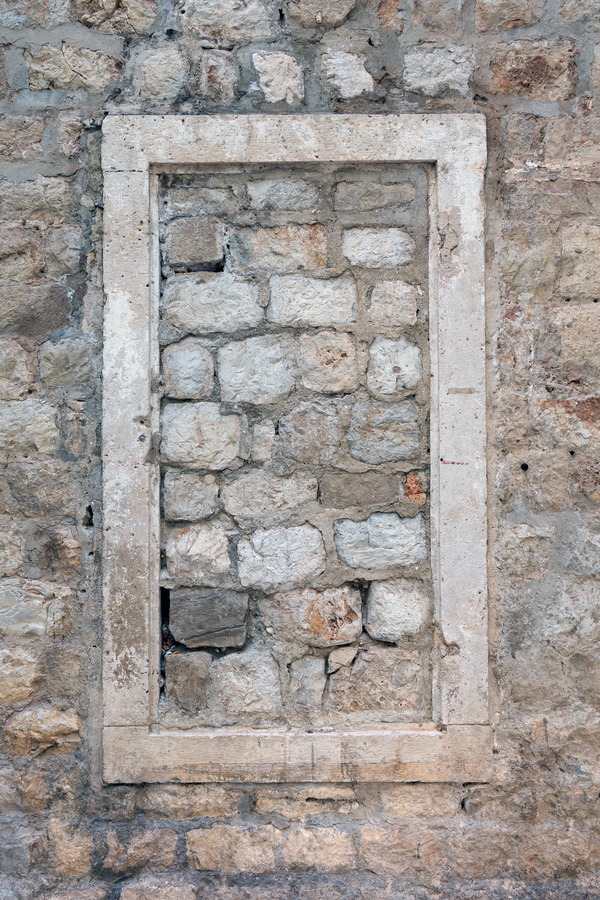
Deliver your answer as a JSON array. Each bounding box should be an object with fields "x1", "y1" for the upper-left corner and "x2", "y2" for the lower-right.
[
  {"x1": 0, "y1": 578, "x2": 67, "y2": 637},
  {"x1": 163, "y1": 272, "x2": 263, "y2": 334},
  {"x1": 194, "y1": 50, "x2": 239, "y2": 103},
  {"x1": 300, "y1": 331, "x2": 360, "y2": 394},
  {"x1": 211, "y1": 651, "x2": 282, "y2": 721},
  {"x1": 237, "y1": 524, "x2": 326, "y2": 589},
  {"x1": 366, "y1": 579, "x2": 431, "y2": 641},
  {"x1": 162, "y1": 339, "x2": 214, "y2": 400},
  {"x1": 321, "y1": 50, "x2": 374, "y2": 99},
  {"x1": 166, "y1": 652, "x2": 212, "y2": 712},
  {"x1": 368, "y1": 281, "x2": 419, "y2": 327},
  {"x1": 403, "y1": 45, "x2": 474, "y2": 97},
  {"x1": 165, "y1": 522, "x2": 231, "y2": 582},
  {"x1": 287, "y1": 0, "x2": 356, "y2": 27},
  {"x1": 164, "y1": 218, "x2": 224, "y2": 268},
  {"x1": 327, "y1": 646, "x2": 421, "y2": 718},
  {"x1": 248, "y1": 179, "x2": 319, "y2": 211},
  {"x1": 320, "y1": 472, "x2": 400, "y2": 509},
  {"x1": 169, "y1": 588, "x2": 248, "y2": 648},
  {"x1": 367, "y1": 336, "x2": 422, "y2": 394},
  {"x1": 163, "y1": 472, "x2": 219, "y2": 522},
  {"x1": 263, "y1": 584, "x2": 362, "y2": 647},
  {"x1": 279, "y1": 398, "x2": 346, "y2": 465},
  {"x1": 334, "y1": 513, "x2": 427, "y2": 569},
  {"x1": 289, "y1": 656, "x2": 326, "y2": 711},
  {"x1": 161, "y1": 403, "x2": 242, "y2": 470},
  {"x1": 490, "y1": 40, "x2": 577, "y2": 101},
  {"x1": 218, "y1": 335, "x2": 298, "y2": 404},
  {"x1": 348, "y1": 398, "x2": 420, "y2": 464},
  {"x1": 231, "y1": 225, "x2": 327, "y2": 272},
  {"x1": 269, "y1": 276, "x2": 356, "y2": 327},
  {"x1": 342, "y1": 228, "x2": 415, "y2": 268},
  {"x1": 334, "y1": 181, "x2": 415, "y2": 211},
  {"x1": 25, "y1": 44, "x2": 120, "y2": 92},
  {"x1": 220, "y1": 471, "x2": 317, "y2": 524},
  {"x1": 253, "y1": 52, "x2": 304, "y2": 103},
  {"x1": 327, "y1": 645, "x2": 359, "y2": 673}
]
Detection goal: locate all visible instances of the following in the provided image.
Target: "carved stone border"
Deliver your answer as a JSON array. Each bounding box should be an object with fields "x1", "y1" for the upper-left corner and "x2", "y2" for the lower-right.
[{"x1": 101, "y1": 114, "x2": 491, "y2": 783}]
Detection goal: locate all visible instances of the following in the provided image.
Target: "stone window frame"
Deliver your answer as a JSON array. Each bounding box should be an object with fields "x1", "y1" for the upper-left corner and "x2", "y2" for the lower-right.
[{"x1": 101, "y1": 114, "x2": 491, "y2": 784}]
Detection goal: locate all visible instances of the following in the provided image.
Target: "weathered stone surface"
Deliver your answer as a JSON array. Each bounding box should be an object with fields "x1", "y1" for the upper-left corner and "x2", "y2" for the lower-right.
[
  {"x1": 476, "y1": 0, "x2": 544, "y2": 30},
  {"x1": 327, "y1": 645, "x2": 359, "y2": 673},
  {"x1": 4, "y1": 706, "x2": 80, "y2": 756},
  {"x1": 378, "y1": 0, "x2": 403, "y2": 28},
  {"x1": 561, "y1": 0, "x2": 600, "y2": 23},
  {"x1": 403, "y1": 44, "x2": 474, "y2": 96},
  {"x1": 25, "y1": 45, "x2": 120, "y2": 92},
  {"x1": 162, "y1": 339, "x2": 214, "y2": 400},
  {"x1": 48, "y1": 818, "x2": 93, "y2": 876},
  {"x1": 39, "y1": 338, "x2": 96, "y2": 398},
  {"x1": 166, "y1": 651, "x2": 212, "y2": 712},
  {"x1": 102, "y1": 828, "x2": 177, "y2": 875},
  {"x1": 300, "y1": 331, "x2": 360, "y2": 394},
  {"x1": 137, "y1": 784, "x2": 238, "y2": 818},
  {"x1": 253, "y1": 52, "x2": 304, "y2": 103},
  {"x1": 334, "y1": 181, "x2": 415, "y2": 211},
  {"x1": 321, "y1": 51, "x2": 374, "y2": 99},
  {"x1": 0, "y1": 400, "x2": 59, "y2": 456},
  {"x1": 187, "y1": 824, "x2": 282, "y2": 873},
  {"x1": 558, "y1": 222, "x2": 600, "y2": 299},
  {"x1": 367, "y1": 336, "x2": 422, "y2": 394},
  {"x1": 250, "y1": 420, "x2": 276, "y2": 462},
  {"x1": 342, "y1": 229, "x2": 415, "y2": 268},
  {"x1": 281, "y1": 825, "x2": 356, "y2": 871},
  {"x1": 366, "y1": 578, "x2": 430, "y2": 641},
  {"x1": 264, "y1": 584, "x2": 362, "y2": 646},
  {"x1": 0, "y1": 117, "x2": 44, "y2": 163},
  {"x1": 163, "y1": 471, "x2": 219, "y2": 521},
  {"x1": 0, "y1": 340, "x2": 31, "y2": 400},
  {"x1": 74, "y1": 0, "x2": 156, "y2": 33},
  {"x1": 413, "y1": 0, "x2": 462, "y2": 30},
  {"x1": 133, "y1": 46, "x2": 187, "y2": 100},
  {"x1": 279, "y1": 398, "x2": 345, "y2": 465},
  {"x1": 221, "y1": 471, "x2": 317, "y2": 523},
  {"x1": 164, "y1": 217, "x2": 223, "y2": 268},
  {"x1": 334, "y1": 513, "x2": 427, "y2": 568},
  {"x1": 163, "y1": 272, "x2": 263, "y2": 334},
  {"x1": 194, "y1": 50, "x2": 239, "y2": 103},
  {"x1": 348, "y1": 398, "x2": 420, "y2": 464},
  {"x1": 368, "y1": 281, "x2": 419, "y2": 327},
  {"x1": 120, "y1": 882, "x2": 196, "y2": 900},
  {"x1": 238, "y1": 524, "x2": 326, "y2": 589},
  {"x1": 169, "y1": 588, "x2": 248, "y2": 648},
  {"x1": 404, "y1": 471, "x2": 427, "y2": 505},
  {"x1": 327, "y1": 646, "x2": 421, "y2": 717},
  {"x1": 161, "y1": 403, "x2": 242, "y2": 469},
  {"x1": 180, "y1": 0, "x2": 273, "y2": 42},
  {"x1": 0, "y1": 648, "x2": 38, "y2": 704},
  {"x1": 248, "y1": 179, "x2": 319, "y2": 211},
  {"x1": 0, "y1": 578, "x2": 67, "y2": 637},
  {"x1": 165, "y1": 523, "x2": 231, "y2": 581},
  {"x1": 218, "y1": 335, "x2": 298, "y2": 404},
  {"x1": 231, "y1": 225, "x2": 327, "y2": 272},
  {"x1": 0, "y1": 282, "x2": 70, "y2": 337},
  {"x1": 287, "y1": 0, "x2": 356, "y2": 27},
  {"x1": 47, "y1": 891, "x2": 107, "y2": 900},
  {"x1": 212, "y1": 651, "x2": 282, "y2": 720},
  {"x1": 288, "y1": 656, "x2": 326, "y2": 711},
  {"x1": 0, "y1": 0, "x2": 70, "y2": 27},
  {"x1": 0, "y1": 520, "x2": 22, "y2": 577},
  {"x1": 320, "y1": 472, "x2": 400, "y2": 508},
  {"x1": 490, "y1": 40, "x2": 578, "y2": 100},
  {"x1": 269, "y1": 276, "x2": 356, "y2": 326}
]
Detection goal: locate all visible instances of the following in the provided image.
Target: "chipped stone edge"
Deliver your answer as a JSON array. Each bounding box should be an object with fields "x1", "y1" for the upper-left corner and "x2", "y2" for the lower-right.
[{"x1": 101, "y1": 114, "x2": 490, "y2": 783}]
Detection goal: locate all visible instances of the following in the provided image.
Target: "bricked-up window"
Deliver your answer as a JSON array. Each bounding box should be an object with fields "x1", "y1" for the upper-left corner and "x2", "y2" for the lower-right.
[{"x1": 102, "y1": 115, "x2": 491, "y2": 783}]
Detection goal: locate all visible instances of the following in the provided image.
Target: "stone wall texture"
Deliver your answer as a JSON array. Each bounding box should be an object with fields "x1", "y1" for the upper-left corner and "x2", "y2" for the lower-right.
[{"x1": 0, "y1": 0, "x2": 599, "y2": 897}]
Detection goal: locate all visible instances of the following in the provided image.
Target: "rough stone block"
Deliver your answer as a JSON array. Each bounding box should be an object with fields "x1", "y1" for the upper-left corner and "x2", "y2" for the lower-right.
[
  {"x1": 560, "y1": 0, "x2": 600, "y2": 23},
  {"x1": 287, "y1": 0, "x2": 356, "y2": 27},
  {"x1": 348, "y1": 398, "x2": 420, "y2": 464},
  {"x1": 162, "y1": 339, "x2": 214, "y2": 400},
  {"x1": 327, "y1": 645, "x2": 359, "y2": 673},
  {"x1": 212, "y1": 651, "x2": 282, "y2": 721},
  {"x1": 476, "y1": 0, "x2": 545, "y2": 30},
  {"x1": 321, "y1": 50, "x2": 374, "y2": 99},
  {"x1": 327, "y1": 646, "x2": 421, "y2": 717},
  {"x1": 0, "y1": 340, "x2": 31, "y2": 400},
  {"x1": 187, "y1": 823, "x2": 282, "y2": 873},
  {"x1": 48, "y1": 818, "x2": 93, "y2": 876},
  {"x1": 279, "y1": 398, "x2": 345, "y2": 465},
  {"x1": 218, "y1": 335, "x2": 298, "y2": 404},
  {"x1": 558, "y1": 222, "x2": 600, "y2": 299},
  {"x1": 238, "y1": 524, "x2": 326, "y2": 589},
  {"x1": 300, "y1": 331, "x2": 360, "y2": 394},
  {"x1": 161, "y1": 403, "x2": 242, "y2": 470},
  {"x1": 0, "y1": 578, "x2": 67, "y2": 637},
  {"x1": 73, "y1": 0, "x2": 157, "y2": 33},
  {"x1": 281, "y1": 825, "x2": 356, "y2": 872},
  {"x1": 163, "y1": 471, "x2": 219, "y2": 521},
  {"x1": 0, "y1": 0, "x2": 70, "y2": 27},
  {"x1": 334, "y1": 181, "x2": 415, "y2": 211},
  {"x1": 165, "y1": 523, "x2": 231, "y2": 582},
  {"x1": 169, "y1": 588, "x2": 248, "y2": 648},
  {"x1": 334, "y1": 513, "x2": 427, "y2": 568},
  {"x1": 0, "y1": 400, "x2": 59, "y2": 456},
  {"x1": 248, "y1": 179, "x2": 319, "y2": 211},
  {"x1": 269, "y1": 275, "x2": 356, "y2": 326},
  {"x1": 220, "y1": 471, "x2": 317, "y2": 523},
  {"x1": 25, "y1": 44, "x2": 120, "y2": 92},
  {"x1": 102, "y1": 828, "x2": 177, "y2": 875},
  {"x1": 0, "y1": 282, "x2": 70, "y2": 337},
  {"x1": 4, "y1": 706, "x2": 81, "y2": 756},
  {"x1": 133, "y1": 47, "x2": 187, "y2": 100},
  {"x1": 194, "y1": 50, "x2": 239, "y2": 103},
  {"x1": 365, "y1": 578, "x2": 431, "y2": 641},
  {"x1": 163, "y1": 272, "x2": 263, "y2": 334},
  {"x1": 413, "y1": 0, "x2": 462, "y2": 30},
  {"x1": 166, "y1": 651, "x2": 212, "y2": 712},
  {"x1": 263, "y1": 584, "x2": 362, "y2": 647},
  {"x1": 120, "y1": 883, "x2": 196, "y2": 900},
  {"x1": 39, "y1": 338, "x2": 96, "y2": 398},
  {"x1": 320, "y1": 472, "x2": 400, "y2": 508},
  {"x1": 180, "y1": 0, "x2": 273, "y2": 43},
  {"x1": 403, "y1": 44, "x2": 474, "y2": 96},
  {"x1": 342, "y1": 228, "x2": 415, "y2": 268},
  {"x1": 164, "y1": 217, "x2": 223, "y2": 268},
  {"x1": 0, "y1": 647, "x2": 38, "y2": 704},
  {"x1": 367, "y1": 336, "x2": 422, "y2": 394},
  {"x1": 0, "y1": 116, "x2": 44, "y2": 163},
  {"x1": 253, "y1": 52, "x2": 304, "y2": 103},
  {"x1": 490, "y1": 40, "x2": 578, "y2": 100},
  {"x1": 230, "y1": 225, "x2": 327, "y2": 273},
  {"x1": 289, "y1": 657, "x2": 326, "y2": 710},
  {"x1": 137, "y1": 784, "x2": 239, "y2": 818},
  {"x1": 368, "y1": 281, "x2": 419, "y2": 327},
  {"x1": 250, "y1": 420, "x2": 276, "y2": 462}
]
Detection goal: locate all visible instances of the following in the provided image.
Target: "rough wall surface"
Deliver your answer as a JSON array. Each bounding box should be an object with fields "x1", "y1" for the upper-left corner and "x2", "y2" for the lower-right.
[{"x1": 0, "y1": 0, "x2": 599, "y2": 898}]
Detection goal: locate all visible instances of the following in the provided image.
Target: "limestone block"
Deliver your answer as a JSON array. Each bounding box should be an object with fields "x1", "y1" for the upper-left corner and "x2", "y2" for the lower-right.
[
  {"x1": 404, "y1": 45, "x2": 474, "y2": 96},
  {"x1": 25, "y1": 44, "x2": 120, "y2": 92},
  {"x1": 365, "y1": 578, "x2": 431, "y2": 641},
  {"x1": 0, "y1": 0, "x2": 70, "y2": 27},
  {"x1": 180, "y1": 0, "x2": 273, "y2": 43},
  {"x1": 165, "y1": 523, "x2": 231, "y2": 581},
  {"x1": 289, "y1": 657, "x2": 326, "y2": 710},
  {"x1": 164, "y1": 218, "x2": 224, "y2": 268},
  {"x1": 334, "y1": 513, "x2": 427, "y2": 568},
  {"x1": 187, "y1": 823, "x2": 282, "y2": 873},
  {"x1": 279, "y1": 398, "x2": 345, "y2": 465},
  {"x1": 120, "y1": 883, "x2": 196, "y2": 900},
  {"x1": 561, "y1": 0, "x2": 600, "y2": 23},
  {"x1": 250, "y1": 420, "x2": 276, "y2": 462},
  {"x1": 248, "y1": 179, "x2": 319, "y2": 211},
  {"x1": 321, "y1": 50, "x2": 374, "y2": 99},
  {"x1": 0, "y1": 648, "x2": 38, "y2": 704},
  {"x1": 238, "y1": 524, "x2": 326, "y2": 589},
  {"x1": 133, "y1": 47, "x2": 187, "y2": 100},
  {"x1": 287, "y1": 0, "x2": 356, "y2": 27},
  {"x1": 163, "y1": 472, "x2": 219, "y2": 521},
  {"x1": 490, "y1": 40, "x2": 578, "y2": 101},
  {"x1": 342, "y1": 229, "x2": 415, "y2": 268},
  {"x1": 0, "y1": 521, "x2": 22, "y2": 576},
  {"x1": 327, "y1": 646, "x2": 421, "y2": 717},
  {"x1": 368, "y1": 281, "x2": 419, "y2": 327},
  {"x1": 281, "y1": 825, "x2": 356, "y2": 872},
  {"x1": 4, "y1": 706, "x2": 81, "y2": 756},
  {"x1": 161, "y1": 403, "x2": 242, "y2": 470},
  {"x1": 212, "y1": 651, "x2": 282, "y2": 719},
  {"x1": 320, "y1": 472, "x2": 400, "y2": 508},
  {"x1": 264, "y1": 584, "x2": 362, "y2": 647},
  {"x1": 194, "y1": 50, "x2": 239, "y2": 103},
  {"x1": 137, "y1": 784, "x2": 238, "y2": 818},
  {"x1": 231, "y1": 225, "x2": 327, "y2": 272},
  {"x1": 0, "y1": 282, "x2": 70, "y2": 337},
  {"x1": 39, "y1": 338, "x2": 96, "y2": 398},
  {"x1": 0, "y1": 400, "x2": 59, "y2": 455},
  {"x1": 0, "y1": 116, "x2": 44, "y2": 163},
  {"x1": 169, "y1": 588, "x2": 248, "y2": 648},
  {"x1": 221, "y1": 471, "x2": 317, "y2": 523},
  {"x1": 327, "y1": 645, "x2": 359, "y2": 673},
  {"x1": 163, "y1": 272, "x2": 263, "y2": 334},
  {"x1": 253, "y1": 52, "x2": 304, "y2": 103},
  {"x1": 476, "y1": 0, "x2": 544, "y2": 30},
  {"x1": 413, "y1": 0, "x2": 462, "y2": 30},
  {"x1": 268, "y1": 276, "x2": 356, "y2": 326},
  {"x1": 102, "y1": 828, "x2": 177, "y2": 875},
  {"x1": 348, "y1": 398, "x2": 420, "y2": 464},
  {"x1": 0, "y1": 340, "x2": 31, "y2": 400},
  {"x1": 162, "y1": 339, "x2": 214, "y2": 400},
  {"x1": 0, "y1": 578, "x2": 67, "y2": 637},
  {"x1": 558, "y1": 222, "x2": 600, "y2": 299},
  {"x1": 218, "y1": 335, "x2": 298, "y2": 404},
  {"x1": 300, "y1": 331, "x2": 360, "y2": 394},
  {"x1": 334, "y1": 181, "x2": 415, "y2": 211},
  {"x1": 48, "y1": 818, "x2": 93, "y2": 876},
  {"x1": 367, "y1": 336, "x2": 422, "y2": 394},
  {"x1": 166, "y1": 652, "x2": 212, "y2": 712},
  {"x1": 73, "y1": 0, "x2": 157, "y2": 34}
]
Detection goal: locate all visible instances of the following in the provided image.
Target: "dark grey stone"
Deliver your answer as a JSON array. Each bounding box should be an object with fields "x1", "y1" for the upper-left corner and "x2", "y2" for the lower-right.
[{"x1": 169, "y1": 588, "x2": 249, "y2": 648}]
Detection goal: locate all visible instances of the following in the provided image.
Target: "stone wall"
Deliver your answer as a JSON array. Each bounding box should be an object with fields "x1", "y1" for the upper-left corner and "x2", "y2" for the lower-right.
[{"x1": 0, "y1": 0, "x2": 599, "y2": 898}]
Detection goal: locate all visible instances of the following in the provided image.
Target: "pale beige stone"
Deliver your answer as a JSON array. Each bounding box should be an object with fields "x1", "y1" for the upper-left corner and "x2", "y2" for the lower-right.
[
  {"x1": 181, "y1": 0, "x2": 273, "y2": 42},
  {"x1": 162, "y1": 339, "x2": 214, "y2": 400},
  {"x1": 404, "y1": 44, "x2": 474, "y2": 96},
  {"x1": 342, "y1": 228, "x2": 415, "y2": 268},
  {"x1": 0, "y1": 648, "x2": 38, "y2": 704},
  {"x1": 165, "y1": 217, "x2": 223, "y2": 268},
  {"x1": 248, "y1": 179, "x2": 319, "y2": 211},
  {"x1": 300, "y1": 331, "x2": 360, "y2": 394},
  {"x1": 74, "y1": 0, "x2": 157, "y2": 33},
  {"x1": 368, "y1": 281, "x2": 419, "y2": 326},
  {"x1": 321, "y1": 50, "x2": 374, "y2": 99},
  {"x1": 134, "y1": 46, "x2": 187, "y2": 100},
  {"x1": 48, "y1": 819, "x2": 93, "y2": 876},
  {"x1": 269, "y1": 276, "x2": 356, "y2": 326},
  {"x1": 221, "y1": 471, "x2": 317, "y2": 524},
  {"x1": 165, "y1": 523, "x2": 231, "y2": 582},
  {"x1": 218, "y1": 335, "x2": 298, "y2": 404},
  {"x1": 238, "y1": 524, "x2": 326, "y2": 589},
  {"x1": 253, "y1": 52, "x2": 304, "y2": 103},
  {"x1": 367, "y1": 336, "x2": 422, "y2": 394},
  {"x1": 327, "y1": 645, "x2": 359, "y2": 673},
  {"x1": 187, "y1": 824, "x2": 282, "y2": 873},
  {"x1": 4, "y1": 706, "x2": 81, "y2": 756},
  {"x1": 490, "y1": 40, "x2": 577, "y2": 101},
  {"x1": 166, "y1": 652, "x2": 212, "y2": 712},
  {"x1": 102, "y1": 828, "x2": 177, "y2": 874},
  {"x1": 334, "y1": 513, "x2": 427, "y2": 569},
  {"x1": 161, "y1": 403, "x2": 242, "y2": 470},
  {"x1": 327, "y1": 646, "x2": 422, "y2": 720},
  {"x1": 0, "y1": 339, "x2": 31, "y2": 400},
  {"x1": 558, "y1": 222, "x2": 600, "y2": 299},
  {"x1": 195, "y1": 50, "x2": 239, "y2": 103},
  {"x1": 0, "y1": 400, "x2": 59, "y2": 455},
  {"x1": 366, "y1": 579, "x2": 431, "y2": 640},
  {"x1": 281, "y1": 826, "x2": 356, "y2": 871},
  {"x1": 163, "y1": 472, "x2": 219, "y2": 521},
  {"x1": 137, "y1": 784, "x2": 238, "y2": 818},
  {"x1": 231, "y1": 225, "x2": 327, "y2": 272},
  {"x1": 210, "y1": 651, "x2": 282, "y2": 722},
  {"x1": 287, "y1": 0, "x2": 356, "y2": 27},
  {"x1": 0, "y1": 578, "x2": 68, "y2": 637},
  {"x1": 120, "y1": 883, "x2": 196, "y2": 900},
  {"x1": 477, "y1": 0, "x2": 544, "y2": 30},
  {"x1": 25, "y1": 44, "x2": 120, "y2": 92},
  {"x1": 164, "y1": 272, "x2": 263, "y2": 334},
  {"x1": 262, "y1": 585, "x2": 362, "y2": 647}
]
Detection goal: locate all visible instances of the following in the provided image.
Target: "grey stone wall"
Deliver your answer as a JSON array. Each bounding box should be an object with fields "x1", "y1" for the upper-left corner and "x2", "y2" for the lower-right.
[{"x1": 0, "y1": 0, "x2": 599, "y2": 897}]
